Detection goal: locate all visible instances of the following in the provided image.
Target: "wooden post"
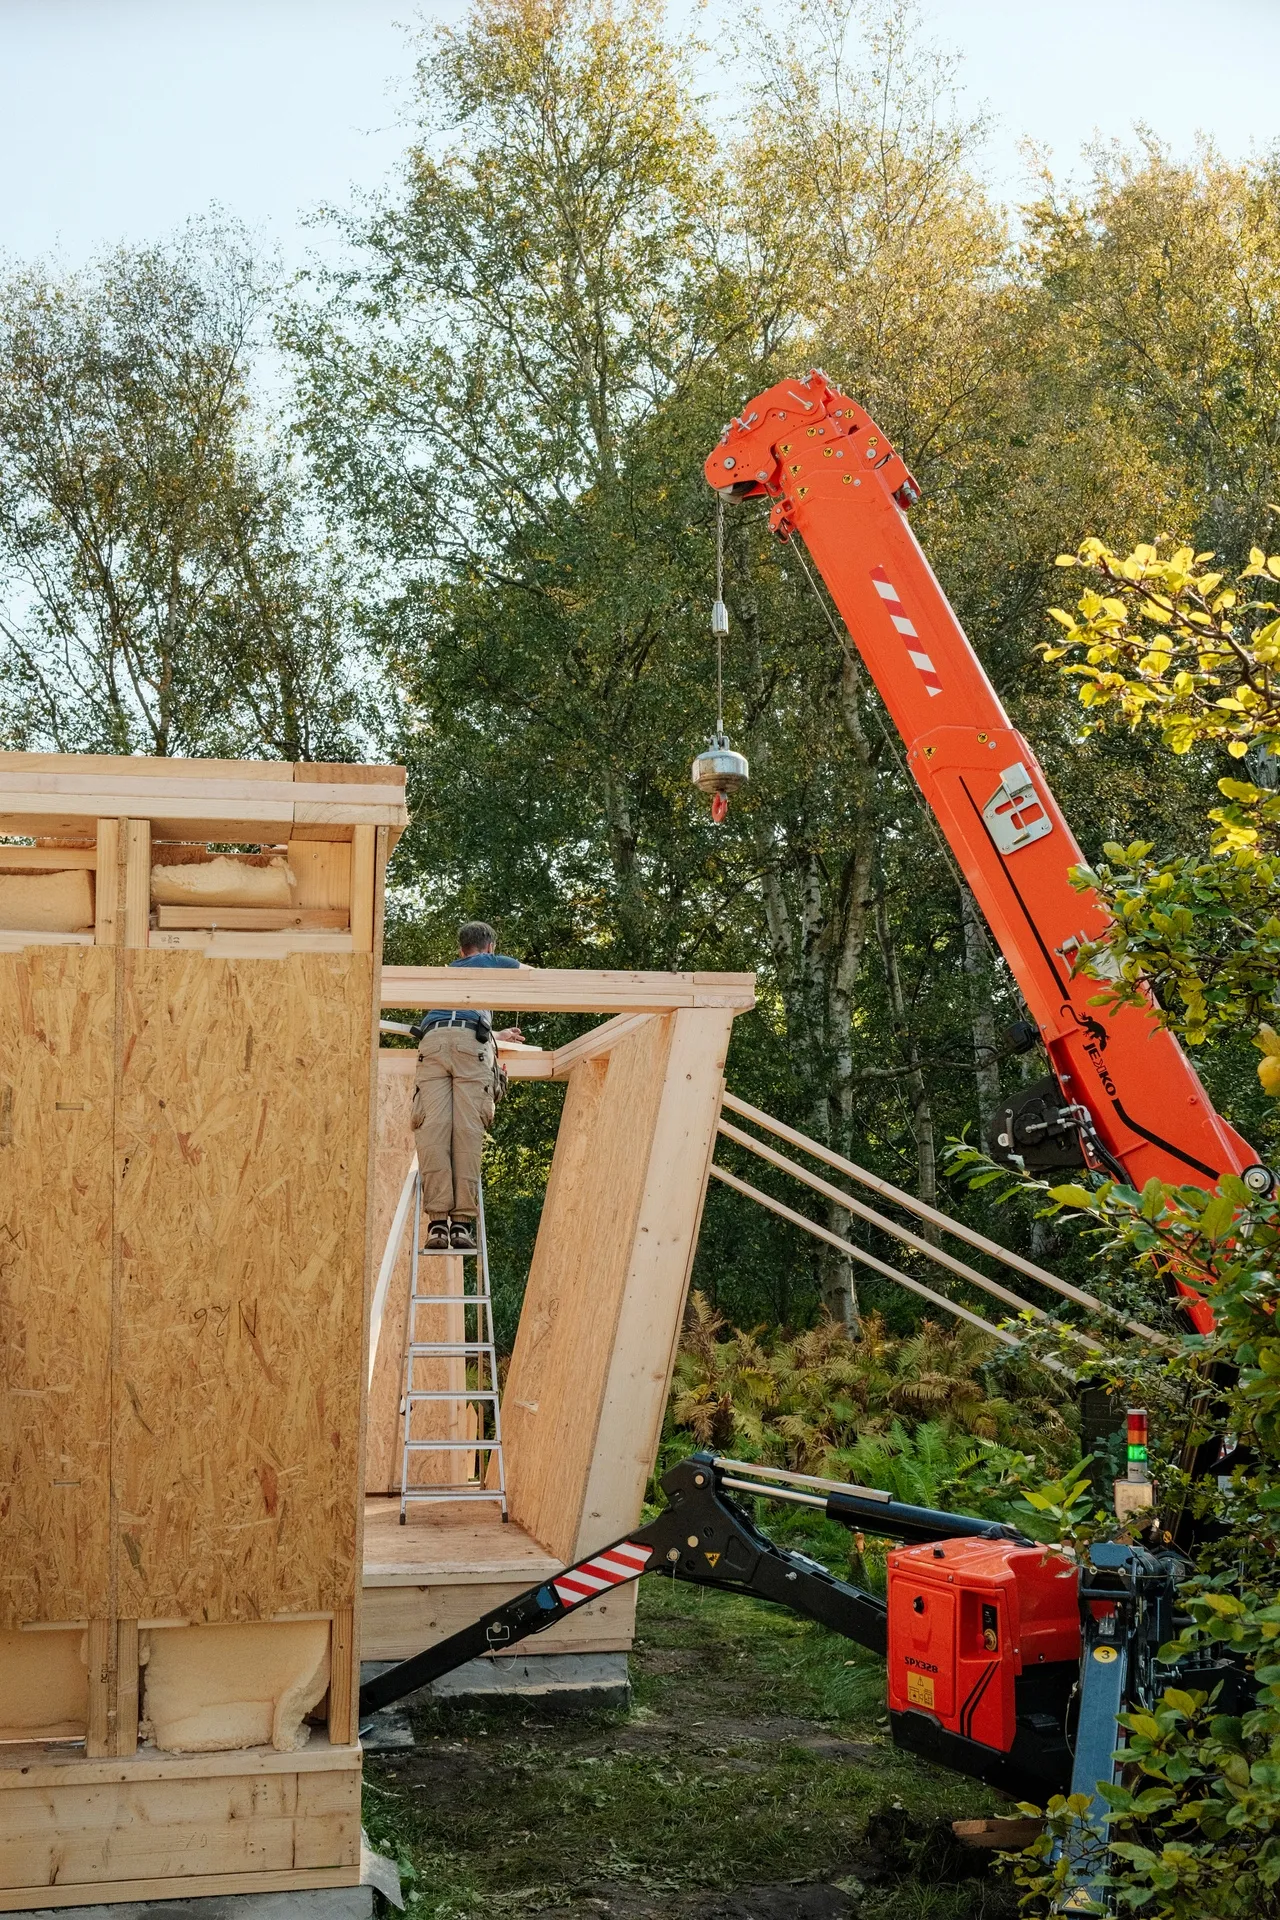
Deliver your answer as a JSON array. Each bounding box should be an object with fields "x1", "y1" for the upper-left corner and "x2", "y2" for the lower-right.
[
  {"x1": 85, "y1": 1618, "x2": 112, "y2": 1758},
  {"x1": 350, "y1": 826, "x2": 376, "y2": 955},
  {"x1": 114, "y1": 1620, "x2": 139, "y2": 1757},
  {"x1": 327, "y1": 1609, "x2": 355, "y2": 1748},
  {"x1": 343, "y1": 823, "x2": 388, "y2": 1744},
  {"x1": 122, "y1": 819, "x2": 150, "y2": 949},
  {"x1": 94, "y1": 819, "x2": 120, "y2": 945}
]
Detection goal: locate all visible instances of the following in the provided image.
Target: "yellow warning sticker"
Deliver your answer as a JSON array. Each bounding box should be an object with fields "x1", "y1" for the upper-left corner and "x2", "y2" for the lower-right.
[
  {"x1": 907, "y1": 1671, "x2": 935, "y2": 1709},
  {"x1": 1092, "y1": 1646, "x2": 1119, "y2": 1664}
]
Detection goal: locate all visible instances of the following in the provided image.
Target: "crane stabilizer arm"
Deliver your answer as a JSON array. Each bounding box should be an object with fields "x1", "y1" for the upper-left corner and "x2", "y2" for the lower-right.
[
  {"x1": 703, "y1": 374, "x2": 1260, "y2": 1317},
  {"x1": 358, "y1": 1452, "x2": 1032, "y2": 1721}
]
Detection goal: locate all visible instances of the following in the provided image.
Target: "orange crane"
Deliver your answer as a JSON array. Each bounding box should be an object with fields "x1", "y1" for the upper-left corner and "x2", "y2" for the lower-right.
[
  {"x1": 703, "y1": 370, "x2": 1270, "y2": 1333},
  {"x1": 362, "y1": 379, "x2": 1265, "y2": 1895}
]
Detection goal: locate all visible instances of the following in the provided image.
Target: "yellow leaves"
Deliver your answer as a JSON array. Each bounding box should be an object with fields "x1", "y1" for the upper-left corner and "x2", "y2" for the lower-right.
[
  {"x1": 1257, "y1": 1027, "x2": 1280, "y2": 1096},
  {"x1": 1046, "y1": 606, "x2": 1076, "y2": 629},
  {"x1": 1228, "y1": 739, "x2": 1250, "y2": 757},
  {"x1": 1054, "y1": 553, "x2": 1078, "y2": 567}
]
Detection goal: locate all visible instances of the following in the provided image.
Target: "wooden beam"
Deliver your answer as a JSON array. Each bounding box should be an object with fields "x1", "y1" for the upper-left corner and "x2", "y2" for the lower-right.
[
  {"x1": 382, "y1": 965, "x2": 756, "y2": 1015},
  {"x1": 154, "y1": 907, "x2": 349, "y2": 931},
  {"x1": 0, "y1": 847, "x2": 98, "y2": 870},
  {"x1": 549, "y1": 1013, "x2": 655, "y2": 1077},
  {"x1": 708, "y1": 1162, "x2": 1023, "y2": 1349}
]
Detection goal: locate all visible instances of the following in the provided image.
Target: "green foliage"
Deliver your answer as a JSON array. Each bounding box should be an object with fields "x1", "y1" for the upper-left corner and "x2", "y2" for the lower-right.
[
  {"x1": 0, "y1": 220, "x2": 361, "y2": 760},
  {"x1": 664, "y1": 1292, "x2": 1076, "y2": 1519},
  {"x1": 1040, "y1": 533, "x2": 1280, "y2": 1103},
  {"x1": 992, "y1": 1170, "x2": 1280, "y2": 1915}
]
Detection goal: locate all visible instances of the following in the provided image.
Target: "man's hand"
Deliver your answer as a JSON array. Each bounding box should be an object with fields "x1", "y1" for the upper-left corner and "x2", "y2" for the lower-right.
[{"x1": 495, "y1": 1026, "x2": 525, "y2": 1045}]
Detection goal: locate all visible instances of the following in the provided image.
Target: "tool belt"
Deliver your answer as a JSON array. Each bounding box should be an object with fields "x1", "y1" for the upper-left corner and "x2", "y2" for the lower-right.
[{"x1": 414, "y1": 1011, "x2": 494, "y2": 1044}]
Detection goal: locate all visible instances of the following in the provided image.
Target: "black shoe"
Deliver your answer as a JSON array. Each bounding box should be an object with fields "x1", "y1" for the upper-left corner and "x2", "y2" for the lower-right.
[
  {"x1": 424, "y1": 1218, "x2": 450, "y2": 1252},
  {"x1": 449, "y1": 1219, "x2": 478, "y2": 1252}
]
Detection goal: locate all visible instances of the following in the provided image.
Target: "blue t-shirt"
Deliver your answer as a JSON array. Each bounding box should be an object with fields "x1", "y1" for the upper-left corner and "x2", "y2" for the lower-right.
[{"x1": 427, "y1": 952, "x2": 520, "y2": 1028}]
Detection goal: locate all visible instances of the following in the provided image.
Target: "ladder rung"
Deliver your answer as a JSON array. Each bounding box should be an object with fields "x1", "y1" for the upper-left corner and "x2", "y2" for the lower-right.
[
  {"x1": 408, "y1": 1342, "x2": 494, "y2": 1355},
  {"x1": 409, "y1": 1295, "x2": 491, "y2": 1306},
  {"x1": 417, "y1": 1247, "x2": 479, "y2": 1258},
  {"x1": 404, "y1": 1438, "x2": 501, "y2": 1451},
  {"x1": 401, "y1": 1490, "x2": 507, "y2": 1503},
  {"x1": 406, "y1": 1390, "x2": 498, "y2": 1404}
]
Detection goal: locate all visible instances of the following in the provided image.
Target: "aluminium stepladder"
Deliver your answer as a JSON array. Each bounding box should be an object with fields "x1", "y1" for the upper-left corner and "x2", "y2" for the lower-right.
[{"x1": 398, "y1": 1175, "x2": 508, "y2": 1522}]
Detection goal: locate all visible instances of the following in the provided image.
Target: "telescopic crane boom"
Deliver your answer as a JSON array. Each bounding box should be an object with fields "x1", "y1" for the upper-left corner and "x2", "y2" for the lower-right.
[{"x1": 703, "y1": 372, "x2": 1267, "y2": 1327}]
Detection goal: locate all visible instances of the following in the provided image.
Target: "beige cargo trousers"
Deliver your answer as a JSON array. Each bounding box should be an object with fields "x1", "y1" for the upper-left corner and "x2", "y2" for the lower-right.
[{"x1": 410, "y1": 1025, "x2": 498, "y2": 1218}]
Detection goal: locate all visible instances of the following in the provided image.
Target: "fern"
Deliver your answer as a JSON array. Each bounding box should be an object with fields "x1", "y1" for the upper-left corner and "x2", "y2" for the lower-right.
[{"x1": 663, "y1": 1293, "x2": 1078, "y2": 1509}]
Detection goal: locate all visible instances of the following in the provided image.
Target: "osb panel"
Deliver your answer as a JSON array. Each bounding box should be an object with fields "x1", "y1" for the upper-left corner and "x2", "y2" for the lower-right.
[
  {"x1": 0, "y1": 947, "x2": 114, "y2": 1628},
  {"x1": 112, "y1": 952, "x2": 373, "y2": 1621},
  {"x1": 502, "y1": 1015, "x2": 675, "y2": 1562}
]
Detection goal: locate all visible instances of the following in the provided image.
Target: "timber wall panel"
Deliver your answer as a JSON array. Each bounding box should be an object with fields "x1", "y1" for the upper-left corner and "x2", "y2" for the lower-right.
[
  {"x1": 501, "y1": 1015, "x2": 676, "y2": 1562},
  {"x1": 575, "y1": 1007, "x2": 734, "y2": 1557},
  {"x1": 110, "y1": 951, "x2": 372, "y2": 1622},
  {"x1": 0, "y1": 947, "x2": 115, "y2": 1627}
]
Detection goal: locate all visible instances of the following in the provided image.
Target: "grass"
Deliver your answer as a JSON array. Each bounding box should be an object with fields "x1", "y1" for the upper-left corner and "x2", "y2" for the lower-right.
[{"x1": 362, "y1": 1571, "x2": 1020, "y2": 1920}]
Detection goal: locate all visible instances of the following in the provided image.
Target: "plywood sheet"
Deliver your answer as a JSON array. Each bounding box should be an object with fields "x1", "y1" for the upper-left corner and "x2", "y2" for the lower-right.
[
  {"x1": 502, "y1": 1016, "x2": 675, "y2": 1562},
  {"x1": 111, "y1": 952, "x2": 373, "y2": 1621},
  {"x1": 0, "y1": 947, "x2": 115, "y2": 1628}
]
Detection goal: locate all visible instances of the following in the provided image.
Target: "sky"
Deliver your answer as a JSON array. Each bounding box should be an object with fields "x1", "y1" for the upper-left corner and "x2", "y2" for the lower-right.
[{"x1": 0, "y1": 0, "x2": 1277, "y2": 271}]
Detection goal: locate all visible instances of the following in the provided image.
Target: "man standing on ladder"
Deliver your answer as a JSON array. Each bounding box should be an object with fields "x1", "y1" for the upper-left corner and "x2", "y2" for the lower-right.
[{"x1": 411, "y1": 922, "x2": 523, "y2": 1252}]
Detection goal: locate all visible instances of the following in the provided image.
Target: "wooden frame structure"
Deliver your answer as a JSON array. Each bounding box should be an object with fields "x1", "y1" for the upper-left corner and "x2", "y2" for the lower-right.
[
  {"x1": 0, "y1": 753, "x2": 405, "y2": 1912},
  {"x1": 0, "y1": 749, "x2": 754, "y2": 1907},
  {"x1": 364, "y1": 967, "x2": 755, "y2": 1671}
]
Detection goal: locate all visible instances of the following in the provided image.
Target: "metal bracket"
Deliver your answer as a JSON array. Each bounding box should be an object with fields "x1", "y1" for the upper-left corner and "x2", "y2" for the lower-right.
[{"x1": 982, "y1": 762, "x2": 1052, "y2": 854}]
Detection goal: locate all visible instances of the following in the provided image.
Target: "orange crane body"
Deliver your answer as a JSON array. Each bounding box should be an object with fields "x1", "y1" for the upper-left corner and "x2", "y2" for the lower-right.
[{"x1": 704, "y1": 372, "x2": 1253, "y2": 1326}]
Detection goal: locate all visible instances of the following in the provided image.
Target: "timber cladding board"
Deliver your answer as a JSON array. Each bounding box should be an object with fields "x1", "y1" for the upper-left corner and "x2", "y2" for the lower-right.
[
  {"x1": 111, "y1": 951, "x2": 373, "y2": 1621},
  {"x1": 0, "y1": 947, "x2": 115, "y2": 1628},
  {"x1": 0, "y1": 1744, "x2": 361, "y2": 1910},
  {"x1": 501, "y1": 1014, "x2": 677, "y2": 1563}
]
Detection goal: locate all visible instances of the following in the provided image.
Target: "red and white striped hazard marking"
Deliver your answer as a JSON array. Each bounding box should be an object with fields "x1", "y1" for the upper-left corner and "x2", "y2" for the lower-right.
[
  {"x1": 870, "y1": 566, "x2": 942, "y2": 697},
  {"x1": 553, "y1": 1540, "x2": 653, "y2": 1608}
]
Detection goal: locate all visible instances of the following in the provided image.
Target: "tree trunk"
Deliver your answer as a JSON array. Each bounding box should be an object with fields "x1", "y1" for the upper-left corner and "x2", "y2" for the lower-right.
[
  {"x1": 961, "y1": 887, "x2": 1001, "y2": 1143},
  {"x1": 875, "y1": 893, "x2": 938, "y2": 1241}
]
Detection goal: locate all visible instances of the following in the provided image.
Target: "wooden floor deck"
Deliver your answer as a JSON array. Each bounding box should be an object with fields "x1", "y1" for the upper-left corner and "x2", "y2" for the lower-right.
[{"x1": 362, "y1": 1495, "x2": 559, "y2": 1589}]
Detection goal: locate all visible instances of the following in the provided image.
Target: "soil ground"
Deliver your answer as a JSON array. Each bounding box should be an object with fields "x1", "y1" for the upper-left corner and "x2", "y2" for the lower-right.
[{"x1": 362, "y1": 1574, "x2": 1022, "y2": 1920}]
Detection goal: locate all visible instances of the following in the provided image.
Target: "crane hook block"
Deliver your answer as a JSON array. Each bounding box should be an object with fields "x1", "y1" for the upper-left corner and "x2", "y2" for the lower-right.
[{"x1": 692, "y1": 732, "x2": 749, "y2": 813}]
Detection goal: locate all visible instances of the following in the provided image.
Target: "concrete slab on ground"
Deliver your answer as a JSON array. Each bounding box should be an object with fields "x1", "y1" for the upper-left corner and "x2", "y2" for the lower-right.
[
  {"x1": 3, "y1": 1891, "x2": 374, "y2": 1920},
  {"x1": 359, "y1": 1651, "x2": 630, "y2": 1743}
]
